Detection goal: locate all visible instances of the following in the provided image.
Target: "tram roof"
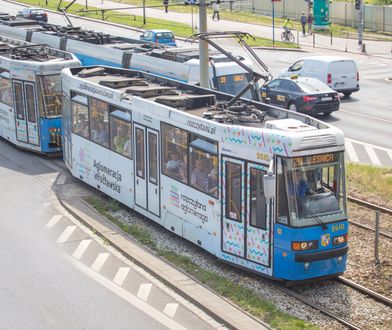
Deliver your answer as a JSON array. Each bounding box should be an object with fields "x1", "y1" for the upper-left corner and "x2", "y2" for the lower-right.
[
  {"x1": 0, "y1": 35, "x2": 76, "y2": 62},
  {"x1": 67, "y1": 66, "x2": 342, "y2": 138}
]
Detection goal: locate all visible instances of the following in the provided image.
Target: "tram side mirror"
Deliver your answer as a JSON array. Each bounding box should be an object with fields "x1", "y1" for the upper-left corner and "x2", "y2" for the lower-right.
[{"x1": 263, "y1": 173, "x2": 275, "y2": 199}]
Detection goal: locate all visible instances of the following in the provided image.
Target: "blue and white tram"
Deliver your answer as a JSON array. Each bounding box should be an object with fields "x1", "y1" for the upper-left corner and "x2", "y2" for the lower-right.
[
  {"x1": 0, "y1": 19, "x2": 263, "y2": 100},
  {"x1": 0, "y1": 35, "x2": 80, "y2": 154},
  {"x1": 62, "y1": 66, "x2": 348, "y2": 282}
]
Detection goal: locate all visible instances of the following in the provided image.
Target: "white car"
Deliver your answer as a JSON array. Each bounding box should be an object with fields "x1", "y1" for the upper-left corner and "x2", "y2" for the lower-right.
[{"x1": 279, "y1": 56, "x2": 359, "y2": 97}]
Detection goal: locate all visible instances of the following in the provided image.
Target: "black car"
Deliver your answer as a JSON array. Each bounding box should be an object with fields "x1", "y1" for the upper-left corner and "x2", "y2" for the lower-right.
[
  {"x1": 16, "y1": 8, "x2": 48, "y2": 22},
  {"x1": 260, "y1": 77, "x2": 340, "y2": 116}
]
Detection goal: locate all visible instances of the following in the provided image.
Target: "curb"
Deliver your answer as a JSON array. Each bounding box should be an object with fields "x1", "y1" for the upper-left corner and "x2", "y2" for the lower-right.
[{"x1": 55, "y1": 182, "x2": 271, "y2": 330}]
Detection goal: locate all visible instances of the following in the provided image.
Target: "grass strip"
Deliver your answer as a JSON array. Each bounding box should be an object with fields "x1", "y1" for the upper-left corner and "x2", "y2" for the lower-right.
[
  {"x1": 17, "y1": 0, "x2": 299, "y2": 47},
  {"x1": 85, "y1": 194, "x2": 318, "y2": 330}
]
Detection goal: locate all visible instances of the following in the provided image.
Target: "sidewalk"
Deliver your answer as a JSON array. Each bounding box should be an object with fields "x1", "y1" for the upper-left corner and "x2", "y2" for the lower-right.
[
  {"x1": 55, "y1": 178, "x2": 271, "y2": 330},
  {"x1": 72, "y1": 0, "x2": 391, "y2": 57}
]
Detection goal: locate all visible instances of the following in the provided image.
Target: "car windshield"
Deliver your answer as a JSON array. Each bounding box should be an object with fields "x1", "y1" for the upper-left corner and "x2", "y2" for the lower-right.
[
  {"x1": 276, "y1": 152, "x2": 347, "y2": 228},
  {"x1": 297, "y1": 80, "x2": 331, "y2": 93}
]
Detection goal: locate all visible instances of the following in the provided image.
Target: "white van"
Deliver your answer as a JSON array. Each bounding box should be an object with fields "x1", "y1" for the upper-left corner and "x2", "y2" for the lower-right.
[{"x1": 279, "y1": 56, "x2": 359, "y2": 97}]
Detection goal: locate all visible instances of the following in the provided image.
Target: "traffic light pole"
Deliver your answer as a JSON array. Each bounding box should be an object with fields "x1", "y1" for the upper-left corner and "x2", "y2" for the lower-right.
[
  {"x1": 357, "y1": 0, "x2": 363, "y2": 45},
  {"x1": 199, "y1": 0, "x2": 209, "y2": 88}
]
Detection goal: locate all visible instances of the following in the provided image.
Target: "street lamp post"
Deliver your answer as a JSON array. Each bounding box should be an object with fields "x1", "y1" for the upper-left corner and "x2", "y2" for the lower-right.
[{"x1": 199, "y1": 0, "x2": 209, "y2": 88}]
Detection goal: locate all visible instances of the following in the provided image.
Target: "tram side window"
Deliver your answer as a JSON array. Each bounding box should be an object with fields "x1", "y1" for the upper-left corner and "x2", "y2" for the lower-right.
[
  {"x1": 135, "y1": 128, "x2": 145, "y2": 179},
  {"x1": 71, "y1": 92, "x2": 89, "y2": 138},
  {"x1": 89, "y1": 97, "x2": 109, "y2": 148},
  {"x1": 110, "y1": 114, "x2": 132, "y2": 158},
  {"x1": 276, "y1": 158, "x2": 289, "y2": 225},
  {"x1": 25, "y1": 84, "x2": 37, "y2": 124},
  {"x1": 62, "y1": 93, "x2": 71, "y2": 139},
  {"x1": 189, "y1": 133, "x2": 218, "y2": 197},
  {"x1": 225, "y1": 162, "x2": 242, "y2": 221},
  {"x1": 14, "y1": 82, "x2": 25, "y2": 120},
  {"x1": 249, "y1": 168, "x2": 267, "y2": 229},
  {"x1": 38, "y1": 75, "x2": 61, "y2": 117},
  {"x1": 0, "y1": 74, "x2": 13, "y2": 107},
  {"x1": 161, "y1": 123, "x2": 188, "y2": 183},
  {"x1": 148, "y1": 132, "x2": 158, "y2": 185}
]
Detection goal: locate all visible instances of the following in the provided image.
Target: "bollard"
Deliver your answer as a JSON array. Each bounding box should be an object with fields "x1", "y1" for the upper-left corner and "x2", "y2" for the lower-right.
[
  {"x1": 361, "y1": 43, "x2": 366, "y2": 53},
  {"x1": 330, "y1": 31, "x2": 333, "y2": 45},
  {"x1": 313, "y1": 33, "x2": 315, "y2": 48},
  {"x1": 375, "y1": 211, "x2": 380, "y2": 264}
]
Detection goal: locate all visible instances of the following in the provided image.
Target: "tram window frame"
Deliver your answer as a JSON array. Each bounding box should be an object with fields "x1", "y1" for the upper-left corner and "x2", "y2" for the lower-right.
[
  {"x1": 38, "y1": 75, "x2": 62, "y2": 118},
  {"x1": 62, "y1": 93, "x2": 71, "y2": 139},
  {"x1": 276, "y1": 157, "x2": 290, "y2": 226},
  {"x1": 161, "y1": 122, "x2": 188, "y2": 183},
  {"x1": 225, "y1": 162, "x2": 242, "y2": 222},
  {"x1": 0, "y1": 71, "x2": 13, "y2": 107},
  {"x1": 25, "y1": 83, "x2": 37, "y2": 124},
  {"x1": 148, "y1": 132, "x2": 158, "y2": 185},
  {"x1": 71, "y1": 91, "x2": 89, "y2": 139},
  {"x1": 110, "y1": 108, "x2": 132, "y2": 159},
  {"x1": 135, "y1": 127, "x2": 145, "y2": 179},
  {"x1": 249, "y1": 167, "x2": 267, "y2": 230},
  {"x1": 89, "y1": 96, "x2": 109, "y2": 148},
  {"x1": 13, "y1": 81, "x2": 25, "y2": 121}
]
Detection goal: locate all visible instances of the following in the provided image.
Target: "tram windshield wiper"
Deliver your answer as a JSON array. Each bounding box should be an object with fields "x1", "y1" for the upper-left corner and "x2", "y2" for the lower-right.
[{"x1": 299, "y1": 202, "x2": 328, "y2": 230}]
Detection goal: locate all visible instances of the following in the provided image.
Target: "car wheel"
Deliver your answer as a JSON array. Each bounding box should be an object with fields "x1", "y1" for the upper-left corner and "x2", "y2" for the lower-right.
[
  {"x1": 323, "y1": 111, "x2": 332, "y2": 117},
  {"x1": 343, "y1": 92, "x2": 352, "y2": 97},
  {"x1": 288, "y1": 102, "x2": 297, "y2": 112}
]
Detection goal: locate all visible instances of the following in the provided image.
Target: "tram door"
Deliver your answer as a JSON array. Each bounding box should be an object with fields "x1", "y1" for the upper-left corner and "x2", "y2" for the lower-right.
[
  {"x1": 134, "y1": 124, "x2": 160, "y2": 216},
  {"x1": 245, "y1": 163, "x2": 271, "y2": 267},
  {"x1": 222, "y1": 157, "x2": 246, "y2": 257},
  {"x1": 13, "y1": 80, "x2": 39, "y2": 145}
]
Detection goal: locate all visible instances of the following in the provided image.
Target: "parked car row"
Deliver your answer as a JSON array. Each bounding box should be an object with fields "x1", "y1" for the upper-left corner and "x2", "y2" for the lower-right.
[{"x1": 261, "y1": 56, "x2": 359, "y2": 116}]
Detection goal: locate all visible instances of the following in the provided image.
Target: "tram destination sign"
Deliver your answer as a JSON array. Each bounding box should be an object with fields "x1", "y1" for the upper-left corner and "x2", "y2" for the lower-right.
[{"x1": 292, "y1": 152, "x2": 339, "y2": 167}]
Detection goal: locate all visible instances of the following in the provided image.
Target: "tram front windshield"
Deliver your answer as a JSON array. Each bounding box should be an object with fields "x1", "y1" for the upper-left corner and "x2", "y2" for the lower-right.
[
  {"x1": 216, "y1": 73, "x2": 259, "y2": 101},
  {"x1": 277, "y1": 152, "x2": 347, "y2": 227}
]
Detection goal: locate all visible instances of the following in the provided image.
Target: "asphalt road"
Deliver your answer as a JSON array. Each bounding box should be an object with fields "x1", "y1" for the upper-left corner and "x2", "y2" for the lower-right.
[{"x1": 2, "y1": 1, "x2": 392, "y2": 162}]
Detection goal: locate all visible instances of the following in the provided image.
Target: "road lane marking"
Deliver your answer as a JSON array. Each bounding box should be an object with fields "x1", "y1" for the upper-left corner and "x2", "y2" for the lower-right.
[
  {"x1": 137, "y1": 283, "x2": 152, "y2": 301},
  {"x1": 163, "y1": 303, "x2": 179, "y2": 318},
  {"x1": 365, "y1": 145, "x2": 381, "y2": 165},
  {"x1": 91, "y1": 253, "x2": 110, "y2": 272},
  {"x1": 63, "y1": 254, "x2": 187, "y2": 330},
  {"x1": 340, "y1": 110, "x2": 392, "y2": 125},
  {"x1": 46, "y1": 215, "x2": 62, "y2": 228},
  {"x1": 57, "y1": 225, "x2": 76, "y2": 243},
  {"x1": 346, "y1": 138, "x2": 392, "y2": 153},
  {"x1": 345, "y1": 140, "x2": 358, "y2": 163},
  {"x1": 113, "y1": 267, "x2": 130, "y2": 286},
  {"x1": 72, "y1": 239, "x2": 92, "y2": 260}
]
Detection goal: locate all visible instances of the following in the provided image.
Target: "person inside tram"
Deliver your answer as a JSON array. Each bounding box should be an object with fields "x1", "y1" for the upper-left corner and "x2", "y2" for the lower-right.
[
  {"x1": 75, "y1": 113, "x2": 88, "y2": 136},
  {"x1": 178, "y1": 153, "x2": 188, "y2": 183},
  {"x1": 207, "y1": 168, "x2": 218, "y2": 196},
  {"x1": 94, "y1": 121, "x2": 109, "y2": 146},
  {"x1": 191, "y1": 158, "x2": 209, "y2": 192},
  {"x1": 166, "y1": 152, "x2": 181, "y2": 176},
  {"x1": 113, "y1": 124, "x2": 128, "y2": 153},
  {"x1": 123, "y1": 126, "x2": 132, "y2": 157},
  {"x1": 294, "y1": 170, "x2": 315, "y2": 200}
]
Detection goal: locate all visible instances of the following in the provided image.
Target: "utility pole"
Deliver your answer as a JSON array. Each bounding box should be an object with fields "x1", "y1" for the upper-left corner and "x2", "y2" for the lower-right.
[
  {"x1": 143, "y1": 0, "x2": 146, "y2": 25},
  {"x1": 199, "y1": 0, "x2": 209, "y2": 88},
  {"x1": 356, "y1": 0, "x2": 363, "y2": 45}
]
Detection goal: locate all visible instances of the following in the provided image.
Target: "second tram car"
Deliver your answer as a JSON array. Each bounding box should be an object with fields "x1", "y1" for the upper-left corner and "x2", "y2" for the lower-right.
[
  {"x1": 0, "y1": 35, "x2": 80, "y2": 154},
  {"x1": 62, "y1": 66, "x2": 348, "y2": 282}
]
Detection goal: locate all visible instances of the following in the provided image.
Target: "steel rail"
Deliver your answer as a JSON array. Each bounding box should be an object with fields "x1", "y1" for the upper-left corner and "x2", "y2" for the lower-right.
[
  {"x1": 337, "y1": 277, "x2": 392, "y2": 307},
  {"x1": 348, "y1": 195, "x2": 392, "y2": 216}
]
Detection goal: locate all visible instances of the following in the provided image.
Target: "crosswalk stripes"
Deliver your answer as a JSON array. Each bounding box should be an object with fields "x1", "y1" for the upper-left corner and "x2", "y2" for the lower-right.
[
  {"x1": 46, "y1": 215, "x2": 62, "y2": 228},
  {"x1": 345, "y1": 140, "x2": 358, "y2": 163},
  {"x1": 113, "y1": 267, "x2": 130, "y2": 286},
  {"x1": 57, "y1": 225, "x2": 76, "y2": 243},
  {"x1": 91, "y1": 253, "x2": 110, "y2": 272},
  {"x1": 72, "y1": 239, "x2": 92, "y2": 260},
  {"x1": 137, "y1": 283, "x2": 152, "y2": 301},
  {"x1": 164, "y1": 303, "x2": 179, "y2": 318},
  {"x1": 364, "y1": 145, "x2": 381, "y2": 165}
]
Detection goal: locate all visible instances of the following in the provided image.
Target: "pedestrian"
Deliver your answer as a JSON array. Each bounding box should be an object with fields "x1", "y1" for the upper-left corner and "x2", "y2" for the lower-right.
[
  {"x1": 212, "y1": 1, "x2": 220, "y2": 21},
  {"x1": 307, "y1": 12, "x2": 313, "y2": 35},
  {"x1": 163, "y1": 0, "x2": 168, "y2": 13},
  {"x1": 300, "y1": 11, "x2": 307, "y2": 36}
]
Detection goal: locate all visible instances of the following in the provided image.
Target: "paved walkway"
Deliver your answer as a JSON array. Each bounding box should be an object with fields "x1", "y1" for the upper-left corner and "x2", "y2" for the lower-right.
[{"x1": 75, "y1": 0, "x2": 391, "y2": 57}]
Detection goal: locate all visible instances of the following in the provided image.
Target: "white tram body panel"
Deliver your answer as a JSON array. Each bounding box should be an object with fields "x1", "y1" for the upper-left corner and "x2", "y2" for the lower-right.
[{"x1": 62, "y1": 67, "x2": 347, "y2": 281}]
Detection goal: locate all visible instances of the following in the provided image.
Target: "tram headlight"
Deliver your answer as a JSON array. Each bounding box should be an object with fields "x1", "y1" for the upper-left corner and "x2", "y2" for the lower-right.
[
  {"x1": 333, "y1": 234, "x2": 348, "y2": 246},
  {"x1": 291, "y1": 240, "x2": 318, "y2": 251}
]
